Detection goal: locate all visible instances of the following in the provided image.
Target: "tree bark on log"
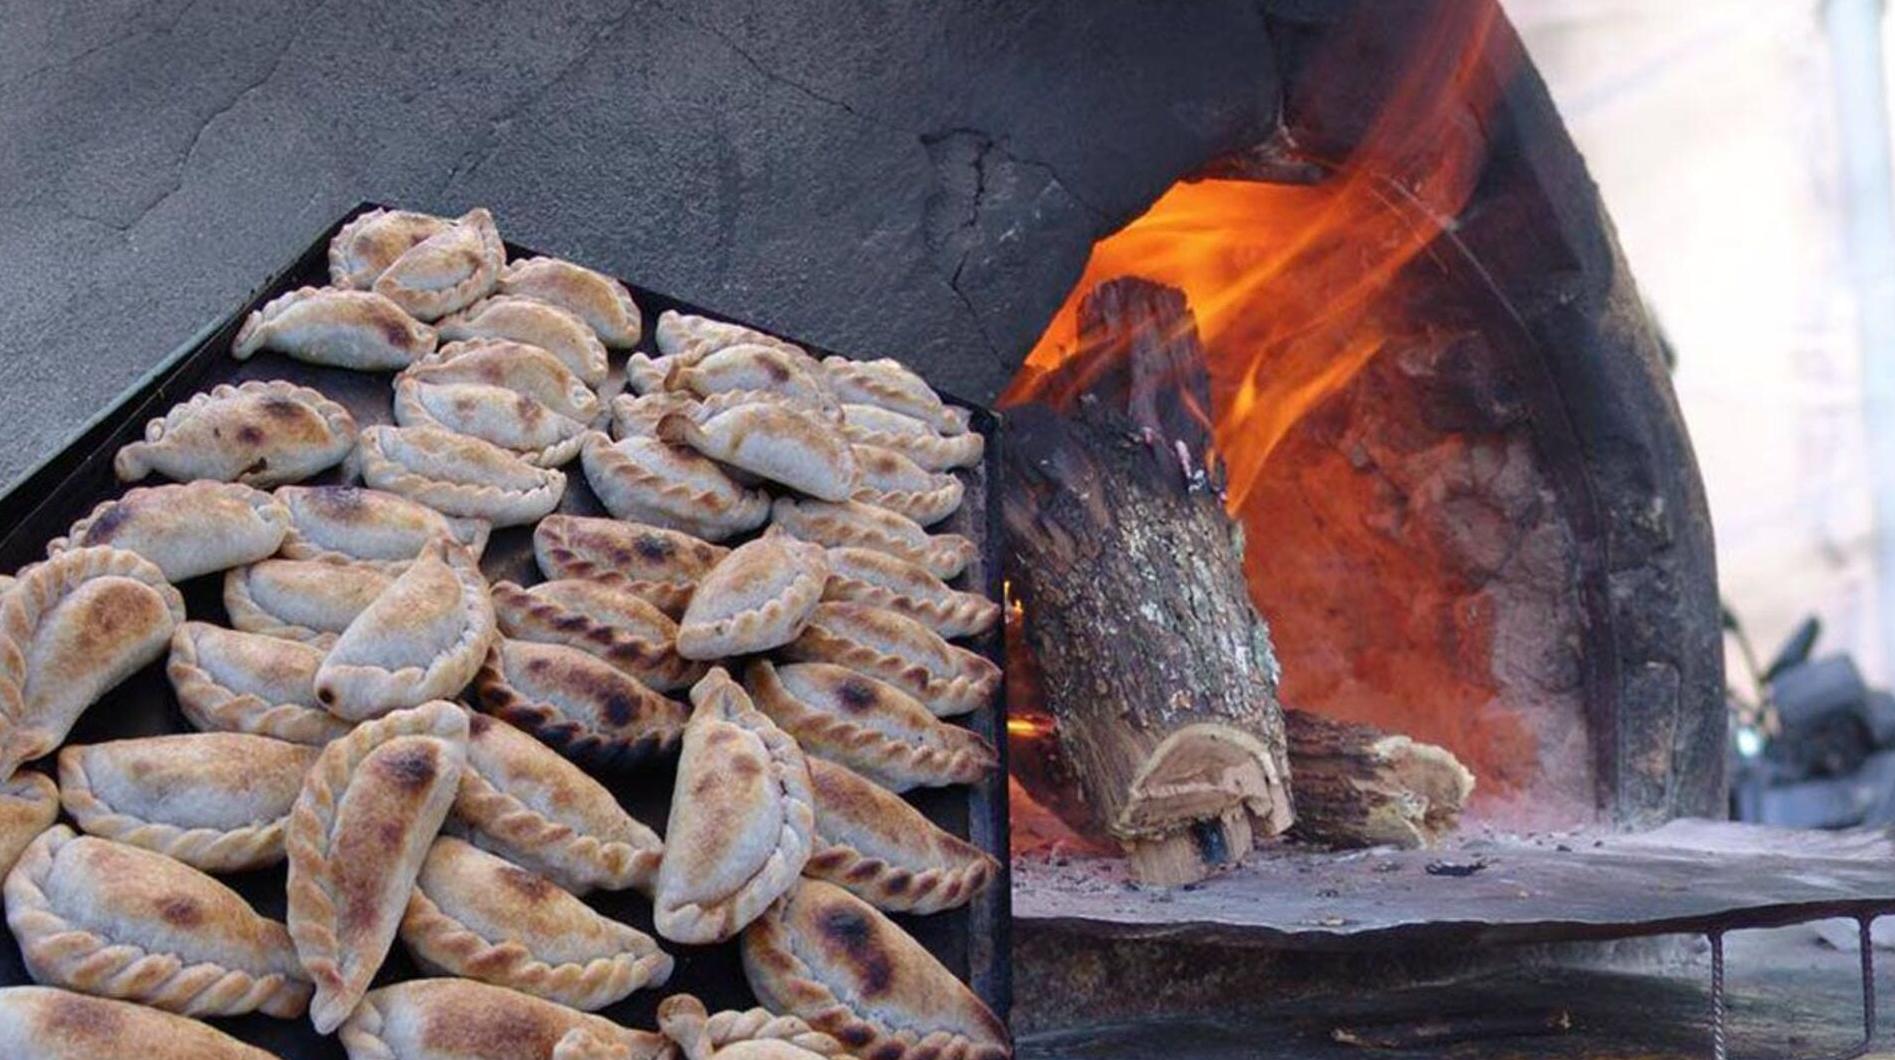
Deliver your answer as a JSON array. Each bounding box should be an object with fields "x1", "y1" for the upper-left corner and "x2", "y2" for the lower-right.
[
  {"x1": 1285, "y1": 708, "x2": 1474, "y2": 849},
  {"x1": 1002, "y1": 276, "x2": 1293, "y2": 885}
]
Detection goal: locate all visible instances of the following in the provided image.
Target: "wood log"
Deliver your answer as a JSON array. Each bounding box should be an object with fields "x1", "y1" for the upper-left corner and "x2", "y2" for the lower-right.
[
  {"x1": 1284, "y1": 707, "x2": 1474, "y2": 849},
  {"x1": 1002, "y1": 276, "x2": 1293, "y2": 885}
]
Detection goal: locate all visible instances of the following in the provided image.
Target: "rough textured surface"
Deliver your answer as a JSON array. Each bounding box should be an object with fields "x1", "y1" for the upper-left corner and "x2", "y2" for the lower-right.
[{"x1": 0, "y1": 0, "x2": 1281, "y2": 489}]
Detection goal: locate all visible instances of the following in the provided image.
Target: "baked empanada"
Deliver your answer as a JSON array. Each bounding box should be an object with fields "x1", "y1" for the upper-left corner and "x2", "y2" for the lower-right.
[
  {"x1": 839, "y1": 403, "x2": 984, "y2": 471},
  {"x1": 374, "y1": 207, "x2": 505, "y2": 321},
  {"x1": 498, "y1": 257, "x2": 644, "y2": 348},
  {"x1": 492, "y1": 579, "x2": 703, "y2": 691},
  {"x1": 746, "y1": 660, "x2": 996, "y2": 792},
  {"x1": 821, "y1": 356, "x2": 966, "y2": 436},
  {"x1": 113, "y1": 380, "x2": 357, "y2": 487},
  {"x1": 610, "y1": 390, "x2": 699, "y2": 439},
  {"x1": 470, "y1": 639, "x2": 686, "y2": 768},
  {"x1": 668, "y1": 345, "x2": 838, "y2": 416},
  {"x1": 624, "y1": 351, "x2": 684, "y2": 395},
  {"x1": 657, "y1": 403, "x2": 858, "y2": 501},
  {"x1": 356, "y1": 424, "x2": 567, "y2": 527},
  {"x1": 329, "y1": 207, "x2": 452, "y2": 289},
  {"x1": 315, "y1": 539, "x2": 496, "y2": 720},
  {"x1": 58, "y1": 733, "x2": 318, "y2": 872},
  {"x1": 771, "y1": 497, "x2": 975, "y2": 580},
  {"x1": 803, "y1": 757, "x2": 997, "y2": 914},
  {"x1": 580, "y1": 432, "x2": 770, "y2": 542},
  {"x1": 533, "y1": 515, "x2": 728, "y2": 618},
  {"x1": 224, "y1": 556, "x2": 395, "y2": 642},
  {"x1": 0, "y1": 986, "x2": 277, "y2": 1059},
  {"x1": 48, "y1": 482, "x2": 289, "y2": 583},
  {"x1": 394, "y1": 376, "x2": 590, "y2": 467},
  {"x1": 276, "y1": 484, "x2": 491, "y2": 564},
  {"x1": 286, "y1": 701, "x2": 469, "y2": 1033},
  {"x1": 0, "y1": 547, "x2": 185, "y2": 777},
  {"x1": 780, "y1": 603, "x2": 999, "y2": 718},
  {"x1": 453, "y1": 711, "x2": 663, "y2": 895},
  {"x1": 657, "y1": 994, "x2": 848, "y2": 1060},
  {"x1": 0, "y1": 772, "x2": 58, "y2": 879},
  {"x1": 6, "y1": 827, "x2": 311, "y2": 1018},
  {"x1": 850, "y1": 444, "x2": 963, "y2": 525},
  {"x1": 231, "y1": 286, "x2": 438, "y2": 370},
  {"x1": 400, "y1": 836, "x2": 672, "y2": 1010},
  {"x1": 413, "y1": 338, "x2": 602, "y2": 423},
  {"x1": 654, "y1": 309, "x2": 813, "y2": 365},
  {"x1": 438, "y1": 295, "x2": 610, "y2": 386},
  {"x1": 822, "y1": 546, "x2": 998, "y2": 639},
  {"x1": 653, "y1": 669, "x2": 813, "y2": 945},
  {"x1": 166, "y1": 622, "x2": 352, "y2": 745},
  {"x1": 742, "y1": 880, "x2": 1010, "y2": 1060},
  {"x1": 677, "y1": 535, "x2": 828, "y2": 659},
  {"x1": 340, "y1": 978, "x2": 669, "y2": 1060}
]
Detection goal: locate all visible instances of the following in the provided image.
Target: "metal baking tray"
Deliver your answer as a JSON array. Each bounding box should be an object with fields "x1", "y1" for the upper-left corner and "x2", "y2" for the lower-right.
[{"x1": 0, "y1": 202, "x2": 1010, "y2": 1056}]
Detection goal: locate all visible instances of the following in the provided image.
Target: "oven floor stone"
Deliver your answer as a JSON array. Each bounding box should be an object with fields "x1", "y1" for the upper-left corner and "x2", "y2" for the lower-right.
[{"x1": 1018, "y1": 924, "x2": 1895, "y2": 1058}]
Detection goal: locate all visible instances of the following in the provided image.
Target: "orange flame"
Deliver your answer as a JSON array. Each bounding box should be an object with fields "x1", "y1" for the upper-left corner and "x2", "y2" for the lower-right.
[{"x1": 1002, "y1": 1, "x2": 1503, "y2": 513}]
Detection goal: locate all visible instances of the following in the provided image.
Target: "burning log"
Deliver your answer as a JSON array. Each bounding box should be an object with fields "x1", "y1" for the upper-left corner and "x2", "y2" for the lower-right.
[
  {"x1": 1285, "y1": 708, "x2": 1474, "y2": 849},
  {"x1": 1002, "y1": 276, "x2": 1293, "y2": 885}
]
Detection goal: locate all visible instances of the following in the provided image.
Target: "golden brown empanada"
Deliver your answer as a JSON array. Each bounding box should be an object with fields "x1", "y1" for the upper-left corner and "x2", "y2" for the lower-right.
[
  {"x1": 0, "y1": 772, "x2": 58, "y2": 879},
  {"x1": 771, "y1": 497, "x2": 975, "y2": 580},
  {"x1": 0, "y1": 547, "x2": 185, "y2": 777},
  {"x1": 803, "y1": 758, "x2": 997, "y2": 914},
  {"x1": 610, "y1": 391, "x2": 698, "y2": 438},
  {"x1": 315, "y1": 539, "x2": 496, "y2": 720},
  {"x1": 533, "y1": 515, "x2": 728, "y2": 618},
  {"x1": 657, "y1": 403, "x2": 858, "y2": 501},
  {"x1": 0, "y1": 986, "x2": 278, "y2": 1059},
  {"x1": 7, "y1": 827, "x2": 311, "y2": 1018},
  {"x1": 580, "y1": 432, "x2": 770, "y2": 542},
  {"x1": 356, "y1": 423, "x2": 567, "y2": 527},
  {"x1": 47, "y1": 481, "x2": 289, "y2": 583},
  {"x1": 492, "y1": 579, "x2": 703, "y2": 691},
  {"x1": 839, "y1": 403, "x2": 984, "y2": 471},
  {"x1": 224, "y1": 556, "x2": 395, "y2": 642},
  {"x1": 849, "y1": 444, "x2": 963, "y2": 525},
  {"x1": 780, "y1": 603, "x2": 999, "y2": 718},
  {"x1": 624, "y1": 351, "x2": 684, "y2": 396},
  {"x1": 58, "y1": 733, "x2": 318, "y2": 872},
  {"x1": 287, "y1": 701, "x2": 469, "y2": 1033},
  {"x1": 470, "y1": 639, "x2": 686, "y2": 768},
  {"x1": 400, "y1": 836, "x2": 672, "y2": 1011},
  {"x1": 654, "y1": 669, "x2": 813, "y2": 945},
  {"x1": 498, "y1": 257, "x2": 644, "y2": 348},
  {"x1": 742, "y1": 880, "x2": 1010, "y2": 1060},
  {"x1": 166, "y1": 622, "x2": 352, "y2": 745},
  {"x1": 822, "y1": 546, "x2": 998, "y2": 639},
  {"x1": 113, "y1": 380, "x2": 358, "y2": 487},
  {"x1": 657, "y1": 994, "x2": 848, "y2": 1060},
  {"x1": 328, "y1": 208, "x2": 452, "y2": 289},
  {"x1": 654, "y1": 309, "x2": 813, "y2": 365},
  {"x1": 746, "y1": 660, "x2": 996, "y2": 792},
  {"x1": 231, "y1": 286, "x2": 439, "y2": 370},
  {"x1": 412, "y1": 338, "x2": 602, "y2": 424},
  {"x1": 394, "y1": 375, "x2": 590, "y2": 467},
  {"x1": 454, "y1": 711, "x2": 663, "y2": 895},
  {"x1": 340, "y1": 978, "x2": 669, "y2": 1060},
  {"x1": 276, "y1": 484, "x2": 491, "y2": 564},
  {"x1": 677, "y1": 535, "x2": 828, "y2": 659},
  {"x1": 374, "y1": 207, "x2": 505, "y2": 321},
  {"x1": 821, "y1": 356, "x2": 966, "y2": 436},
  {"x1": 668, "y1": 345, "x2": 837, "y2": 416},
  {"x1": 438, "y1": 294, "x2": 610, "y2": 387}
]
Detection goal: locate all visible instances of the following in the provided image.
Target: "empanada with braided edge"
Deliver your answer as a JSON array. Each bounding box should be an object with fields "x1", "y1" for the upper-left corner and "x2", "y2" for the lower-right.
[
  {"x1": 438, "y1": 295, "x2": 609, "y2": 387},
  {"x1": 468, "y1": 639, "x2": 686, "y2": 770},
  {"x1": 745, "y1": 661, "x2": 995, "y2": 792},
  {"x1": 849, "y1": 444, "x2": 964, "y2": 526},
  {"x1": 492, "y1": 579, "x2": 704, "y2": 691},
  {"x1": 166, "y1": 622, "x2": 352, "y2": 746},
  {"x1": 276, "y1": 484, "x2": 491, "y2": 564},
  {"x1": 498, "y1": 257, "x2": 644, "y2": 348},
  {"x1": 838, "y1": 403, "x2": 984, "y2": 471},
  {"x1": 113, "y1": 380, "x2": 357, "y2": 487},
  {"x1": 47, "y1": 482, "x2": 289, "y2": 582},
  {"x1": 779, "y1": 603, "x2": 999, "y2": 718},
  {"x1": 339, "y1": 978, "x2": 669, "y2": 1060},
  {"x1": 580, "y1": 432, "x2": 770, "y2": 542},
  {"x1": 770, "y1": 497, "x2": 974, "y2": 580},
  {"x1": 677, "y1": 535, "x2": 828, "y2": 660},
  {"x1": 657, "y1": 993, "x2": 853, "y2": 1060},
  {"x1": 803, "y1": 758, "x2": 998, "y2": 914},
  {"x1": 315, "y1": 538, "x2": 496, "y2": 720},
  {"x1": 231, "y1": 286, "x2": 438, "y2": 370},
  {"x1": 821, "y1": 546, "x2": 998, "y2": 639},
  {"x1": 656, "y1": 402, "x2": 857, "y2": 502},
  {"x1": 355, "y1": 424, "x2": 567, "y2": 528},
  {"x1": 0, "y1": 986, "x2": 277, "y2": 1058},
  {"x1": 820, "y1": 356, "x2": 967, "y2": 436},
  {"x1": 328, "y1": 207, "x2": 450, "y2": 289},
  {"x1": 224, "y1": 555, "x2": 395, "y2": 643},
  {"x1": 533, "y1": 515, "x2": 728, "y2": 618},
  {"x1": 372, "y1": 208, "x2": 505, "y2": 321}
]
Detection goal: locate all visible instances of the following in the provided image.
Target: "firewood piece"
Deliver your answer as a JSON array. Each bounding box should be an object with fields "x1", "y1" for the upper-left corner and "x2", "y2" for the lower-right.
[
  {"x1": 1284, "y1": 708, "x2": 1474, "y2": 849},
  {"x1": 1002, "y1": 277, "x2": 1293, "y2": 885}
]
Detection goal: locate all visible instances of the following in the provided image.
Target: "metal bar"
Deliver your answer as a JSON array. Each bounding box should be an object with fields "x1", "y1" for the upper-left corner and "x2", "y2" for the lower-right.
[{"x1": 1711, "y1": 930, "x2": 1727, "y2": 1060}]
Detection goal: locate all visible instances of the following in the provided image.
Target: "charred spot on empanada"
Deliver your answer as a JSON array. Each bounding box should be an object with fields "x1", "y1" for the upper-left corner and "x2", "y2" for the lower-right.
[
  {"x1": 532, "y1": 515, "x2": 728, "y2": 618},
  {"x1": 469, "y1": 638, "x2": 686, "y2": 769}
]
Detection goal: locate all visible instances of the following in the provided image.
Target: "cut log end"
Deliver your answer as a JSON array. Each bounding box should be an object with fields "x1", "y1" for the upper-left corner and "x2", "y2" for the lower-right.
[
  {"x1": 1114, "y1": 722, "x2": 1293, "y2": 841},
  {"x1": 1285, "y1": 708, "x2": 1475, "y2": 850}
]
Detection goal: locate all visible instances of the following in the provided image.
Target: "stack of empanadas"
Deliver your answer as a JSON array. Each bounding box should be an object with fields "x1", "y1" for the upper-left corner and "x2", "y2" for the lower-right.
[{"x1": 0, "y1": 204, "x2": 1007, "y2": 1058}]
